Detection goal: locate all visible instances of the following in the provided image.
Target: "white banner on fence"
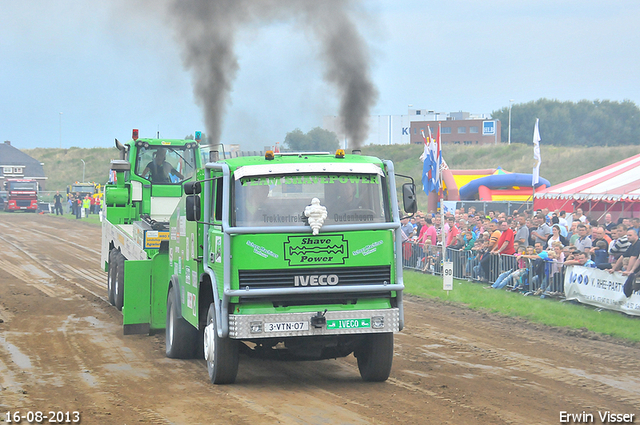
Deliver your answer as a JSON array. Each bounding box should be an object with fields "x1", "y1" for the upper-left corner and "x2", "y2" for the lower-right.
[{"x1": 564, "y1": 266, "x2": 640, "y2": 317}]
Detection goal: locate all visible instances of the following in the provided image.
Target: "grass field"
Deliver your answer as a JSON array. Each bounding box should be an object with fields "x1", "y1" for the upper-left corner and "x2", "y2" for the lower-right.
[{"x1": 404, "y1": 269, "x2": 640, "y2": 342}]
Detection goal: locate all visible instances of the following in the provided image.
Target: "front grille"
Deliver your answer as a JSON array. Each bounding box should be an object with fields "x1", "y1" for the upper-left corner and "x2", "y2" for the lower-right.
[
  {"x1": 238, "y1": 265, "x2": 391, "y2": 290},
  {"x1": 16, "y1": 200, "x2": 32, "y2": 207}
]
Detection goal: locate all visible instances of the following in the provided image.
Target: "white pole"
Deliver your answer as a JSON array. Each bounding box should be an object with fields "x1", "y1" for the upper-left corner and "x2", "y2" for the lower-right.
[
  {"x1": 81, "y1": 159, "x2": 85, "y2": 183},
  {"x1": 508, "y1": 99, "x2": 514, "y2": 145}
]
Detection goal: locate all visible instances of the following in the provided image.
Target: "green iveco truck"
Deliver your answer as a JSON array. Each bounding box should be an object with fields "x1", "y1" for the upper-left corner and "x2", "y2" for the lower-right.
[{"x1": 102, "y1": 133, "x2": 417, "y2": 384}]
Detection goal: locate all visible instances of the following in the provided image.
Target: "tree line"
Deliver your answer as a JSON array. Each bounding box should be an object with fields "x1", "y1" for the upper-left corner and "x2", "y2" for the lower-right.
[{"x1": 491, "y1": 98, "x2": 640, "y2": 146}]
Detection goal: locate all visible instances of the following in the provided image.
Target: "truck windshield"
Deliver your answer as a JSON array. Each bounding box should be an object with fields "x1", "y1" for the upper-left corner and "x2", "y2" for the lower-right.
[
  {"x1": 233, "y1": 174, "x2": 389, "y2": 227},
  {"x1": 8, "y1": 182, "x2": 37, "y2": 191},
  {"x1": 71, "y1": 185, "x2": 95, "y2": 194},
  {"x1": 135, "y1": 145, "x2": 197, "y2": 184}
]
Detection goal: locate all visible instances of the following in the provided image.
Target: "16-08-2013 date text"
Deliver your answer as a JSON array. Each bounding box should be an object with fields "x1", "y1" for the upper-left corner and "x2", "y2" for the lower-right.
[{"x1": 4, "y1": 411, "x2": 81, "y2": 423}]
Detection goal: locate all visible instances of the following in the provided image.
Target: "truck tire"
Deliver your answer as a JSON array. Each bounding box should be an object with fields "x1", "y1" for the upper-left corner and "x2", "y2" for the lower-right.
[
  {"x1": 107, "y1": 249, "x2": 116, "y2": 305},
  {"x1": 204, "y1": 303, "x2": 239, "y2": 384},
  {"x1": 165, "y1": 286, "x2": 199, "y2": 359},
  {"x1": 114, "y1": 252, "x2": 125, "y2": 311},
  {"x1": 355, "y1": 333, "x2": 394, "y2": 382}
]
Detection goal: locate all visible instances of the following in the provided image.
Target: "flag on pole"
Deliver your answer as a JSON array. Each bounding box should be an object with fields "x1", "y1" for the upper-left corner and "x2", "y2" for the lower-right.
[
  {"x1": 532, "y1": 118, "x2": 541, "y2": 186},
  {"x1": 434, "y1": 122, "x2": 442, "y2": 190},
  {"x1": 420, "y1": 129, "x2": 433, "y2": 194}
]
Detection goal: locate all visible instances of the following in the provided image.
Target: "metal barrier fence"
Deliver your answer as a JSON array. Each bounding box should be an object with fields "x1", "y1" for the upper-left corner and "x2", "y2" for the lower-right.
[{"x1": 402, "y1": 241, "x2": 566, "y2": 296}]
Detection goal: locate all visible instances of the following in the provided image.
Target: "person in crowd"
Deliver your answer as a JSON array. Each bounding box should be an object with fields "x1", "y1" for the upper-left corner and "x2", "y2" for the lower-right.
[
  {"x1": 558, "y1": 210, "x2": 569, "y2": 229},
  {"x1": 514, "y1": 213, "x2": 529, "y2": 247},
  {"x1": 410, "y1": 217, "x2": 418, "y2": 233},
  {"x1": 53, "y1": 191, "x2": 63, "y2": 216},
  {"x1": 550, "y1": 215, "x2": 568, "y2": 237},
  {"x1": 632, "y1": 218, "x2": 640, "y2": 237},
  {"x1": 445, "y1": 216, "x2": 460, "y2": 248},
  {"x1": 418, "y1": 217, "x2": 437, "y2": 250},
  {"x1": 575, "y1": 207, "x2": 587, "y2": 223},
  {"x1": 563, "y1": 251, "x2": 585, "y2": 266},
  {"x1": 573, "y1": 223, "x2": 593, "y2": 254},
  {"x1": 603, "y1": 213, "x2": 616, "y2": 236},
  {"x1": 490, "y1": 247, "x2": 528, "y2": 290},
  {"x1": 82, "y1": 195, "x2": 91, "y2": 217},
  {"x1": 567, "y1": 221, "x2": 579, "y2": 246},
  {"x1": 519, "y1": 242, "x2": 553, "y2": 296},
  {"x1": 415, "y1": 214, "x2": 424, "y2": 236},
  {"x1": 432, "y1": 214, "x2": 442, "y2": 238},
  {"x1": 69, "y1": 193, "x2": 76, "y2": 216},
  {"x1": 547, "y1": 224, "x2": 567, "y2": 249},
  {"x1": 592, "y1": 240, "x2": 611, "y2": 269},
  {"x1": 609, "y1": 224, "x2": 631, "y2": 262},
  {"x1": 478, "y1": 220, "x2": 502, "y2": 281},
  {"x1": 591, "y1": 226, "x2": 612, "y2": 247},
  {"x1": 531, "y1": 213, "x2": 552, "y2": 247},
  {"x1": 75, "y1": 193, "x2": 82, "y2": 219},
  {"x1": 607, "y1": 228, "x2": 640, "y2": 276},
  {"x1": 470, "y1": 239, "x2": 488, "y2": 280},
  {"x1": 492, "y1": 221, "x2": 515, "y2": 256},
  {"x1": 400, "y1": 217, "x2": 414, "y2": 241}
]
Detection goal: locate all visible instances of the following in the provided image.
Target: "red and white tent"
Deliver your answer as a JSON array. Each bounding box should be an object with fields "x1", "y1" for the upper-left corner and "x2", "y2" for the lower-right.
[{"x1": 535, "y1": 153, "x2": 640, "y2": 220}]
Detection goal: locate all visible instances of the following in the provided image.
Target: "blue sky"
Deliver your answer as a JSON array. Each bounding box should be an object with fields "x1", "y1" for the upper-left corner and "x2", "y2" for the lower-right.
[{"x1": 1, "y1": 0, "x2": 639, "y2": 150}]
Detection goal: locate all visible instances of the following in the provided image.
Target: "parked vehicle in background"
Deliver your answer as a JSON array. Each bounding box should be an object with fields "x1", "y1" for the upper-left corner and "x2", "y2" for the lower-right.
[{"x1": 4, "y1": 179, "x2": 38, "y2": 212}]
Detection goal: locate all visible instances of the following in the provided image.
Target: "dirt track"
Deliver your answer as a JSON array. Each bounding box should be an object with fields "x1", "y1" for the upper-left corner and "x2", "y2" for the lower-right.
[{"x1": 0, "y1": 213, "x2": 639, "y2": 424}]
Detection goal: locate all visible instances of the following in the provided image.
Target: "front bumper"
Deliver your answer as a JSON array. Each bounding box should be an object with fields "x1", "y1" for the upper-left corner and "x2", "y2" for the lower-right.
[{"x1": 228, "y1": 308, "x2": 399, "y2": 339}]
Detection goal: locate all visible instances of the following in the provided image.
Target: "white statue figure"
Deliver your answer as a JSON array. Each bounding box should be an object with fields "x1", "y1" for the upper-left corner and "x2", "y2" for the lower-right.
[{"x1": 304, "y1": 198, "x2": 327, "y2": 235}]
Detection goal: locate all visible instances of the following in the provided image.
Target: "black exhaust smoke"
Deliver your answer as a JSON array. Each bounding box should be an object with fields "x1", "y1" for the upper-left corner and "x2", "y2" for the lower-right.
[{"x1": 159, "y1": 0, "x2": 377, "y2": 148}]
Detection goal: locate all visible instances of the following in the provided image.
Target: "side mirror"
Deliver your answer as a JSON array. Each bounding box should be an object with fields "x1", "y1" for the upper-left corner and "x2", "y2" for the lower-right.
[
  {"x1": 186, "y1": 195, "x2": 201, "y2": 221},
  {"x1": 402, "y1": 183, "x2": 417, "y2": 214},
  {"x1": 184, "y1": 181, "x2": 202, "y2": 195}
]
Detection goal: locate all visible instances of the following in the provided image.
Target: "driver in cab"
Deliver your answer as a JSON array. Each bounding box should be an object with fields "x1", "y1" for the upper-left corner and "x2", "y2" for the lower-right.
[
  {"x1": 336, "y1": 182, "x2": 363, "y2": 210},
  {"x1": 141, "y1": 149, "x2": 183, "y2": 183}
]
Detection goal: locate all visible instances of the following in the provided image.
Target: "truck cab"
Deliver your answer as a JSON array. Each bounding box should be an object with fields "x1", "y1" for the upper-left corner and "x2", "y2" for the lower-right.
[
  {"x1": 4, "y1": 179, "x2": 38, "y2": 212},
  {"x1": 163, "y1": 150, "x2": 416, "y2": 384}
]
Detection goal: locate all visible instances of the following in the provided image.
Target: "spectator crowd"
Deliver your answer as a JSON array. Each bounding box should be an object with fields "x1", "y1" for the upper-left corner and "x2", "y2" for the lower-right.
[{"x1": 401, "y1": 206, "x2": 640, "y2": 298}]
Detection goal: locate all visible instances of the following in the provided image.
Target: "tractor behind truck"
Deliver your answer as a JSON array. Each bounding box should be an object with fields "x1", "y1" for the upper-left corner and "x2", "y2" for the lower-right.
[
  {"x1": 102, "y1": 136, "x2": 417, "y2": 384},
  {"x1": 100, "y1": 129, "x2": 203, "y2": 311}
]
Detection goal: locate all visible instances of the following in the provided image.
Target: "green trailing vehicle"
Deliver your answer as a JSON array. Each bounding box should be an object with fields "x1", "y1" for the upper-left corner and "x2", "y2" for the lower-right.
[{"x1": 102, "y1": 132, "x2": 417, "y2": 384}]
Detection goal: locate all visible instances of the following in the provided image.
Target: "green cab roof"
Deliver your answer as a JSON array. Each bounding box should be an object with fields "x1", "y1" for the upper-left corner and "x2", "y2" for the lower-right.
[
  {"x1": 220, "y1": 152, "x2": 385, "y2": 174},
  {"x1": 126, "y1": 138, "x2": 197, "y2": 147}
]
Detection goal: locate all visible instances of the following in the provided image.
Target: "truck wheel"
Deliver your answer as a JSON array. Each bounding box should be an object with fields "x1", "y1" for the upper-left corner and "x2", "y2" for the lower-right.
[
  {"x1": 355, "y1": 333, "x2": 394, "y2": 382},
  {"x1": 204, "y1": 303, "x2": 239, "y2": 384},
  {"x1": 165, "y1": 286, "x2": 199, "y2": 359},
  {"x1": 107, "y1": 249, "x2": 116, "y2": 306},
  {"x1": 114, "y1": 252, "x2": 125, "y2": 311}
]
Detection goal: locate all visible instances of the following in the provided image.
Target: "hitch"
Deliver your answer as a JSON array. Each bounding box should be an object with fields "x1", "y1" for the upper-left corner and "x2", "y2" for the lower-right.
[{"x1": 310, "y1": 309, "x2": 328, "y2": 328}]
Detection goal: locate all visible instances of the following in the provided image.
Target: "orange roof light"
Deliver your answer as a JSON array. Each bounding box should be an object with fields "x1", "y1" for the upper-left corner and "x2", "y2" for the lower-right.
[
  {"x1": 265, "y1": 150, "x2": 274, "y2": 160},
  {"x1": 132, "y1": 129, "x2": 139, "y2": 140},
  {"x1": 335, "y1": 149, "x2": 345, "y2": 158}
]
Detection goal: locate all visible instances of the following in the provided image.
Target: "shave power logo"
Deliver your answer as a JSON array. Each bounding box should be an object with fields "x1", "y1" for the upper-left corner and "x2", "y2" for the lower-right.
[{"x1": 284, "y1": 234, "x2": 348, "y2": 266}]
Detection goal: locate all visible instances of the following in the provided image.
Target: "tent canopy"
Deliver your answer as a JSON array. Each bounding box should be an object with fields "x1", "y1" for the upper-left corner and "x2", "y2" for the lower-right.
[{"x1": 535, "y1": 153, "x2": 640, "y2": 202}]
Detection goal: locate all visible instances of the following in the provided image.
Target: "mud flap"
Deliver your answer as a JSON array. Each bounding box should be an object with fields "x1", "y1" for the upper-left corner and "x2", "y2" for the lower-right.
[
  {"x1": 122, "y1": 259, "x2": 152, "y2": 335},
  {"x1": 121, "y1": 251, "x2": 170, "y2": 335}
]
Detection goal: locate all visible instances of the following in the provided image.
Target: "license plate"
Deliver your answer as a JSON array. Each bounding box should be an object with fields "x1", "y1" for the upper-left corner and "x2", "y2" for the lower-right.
[
  {"x1": 264, "y1": 321, "x2": 309, "y2": 332},
  {"x1": 326, "y1": 318, "x2": 371, "y2": 330}
]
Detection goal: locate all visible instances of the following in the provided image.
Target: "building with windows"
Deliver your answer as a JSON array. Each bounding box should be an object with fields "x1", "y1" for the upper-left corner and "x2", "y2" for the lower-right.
[
  {"x1": 409, "y1": 111, "x2": 501, "y2": 146},
  {"x1": 323, "y1": 109, "x2": 499, "y2": 148},
  {"x1": 0, "y1": 141, "x2": 47, "y2": 189}
]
